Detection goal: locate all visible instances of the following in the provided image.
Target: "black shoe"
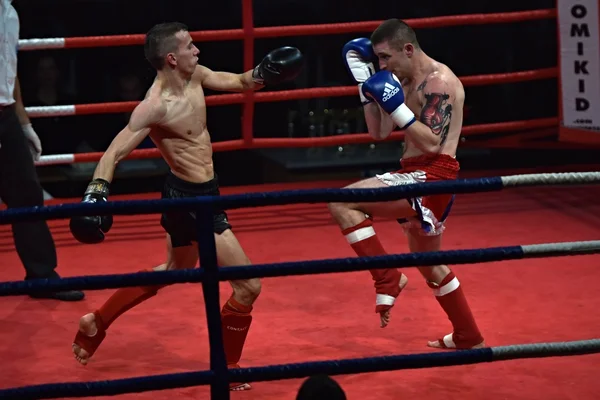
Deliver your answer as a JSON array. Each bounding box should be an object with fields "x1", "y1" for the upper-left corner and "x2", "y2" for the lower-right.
[{"x1": 25, "y1": 272, "x2": 85, "y2": 302}]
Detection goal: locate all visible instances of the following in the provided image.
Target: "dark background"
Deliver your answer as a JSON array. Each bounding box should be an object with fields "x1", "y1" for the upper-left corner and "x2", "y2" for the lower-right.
[{"x1": 12, "y1": 0, "x2": 599, "y2": 197}]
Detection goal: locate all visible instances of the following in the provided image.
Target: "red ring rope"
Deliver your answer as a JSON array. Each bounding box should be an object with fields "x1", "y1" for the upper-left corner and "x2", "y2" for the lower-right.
[
  {"x1": 17, "y1": 9, "x2": 556, "y2": 51},
  {"x1": 20, "y1": 6, "x2": 564, "y2": 166},
  {"x1": 36, "y1": 118, "x2": 558, "y2": 166},
  {"x1": 25, "y1": 68, "x2": 558, "y2": 118}
]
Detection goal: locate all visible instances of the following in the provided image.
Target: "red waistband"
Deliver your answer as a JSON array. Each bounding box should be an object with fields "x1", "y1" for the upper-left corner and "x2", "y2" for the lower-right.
[{"x1": 400, "y1": 154, "x2": 460, "y2": 180}]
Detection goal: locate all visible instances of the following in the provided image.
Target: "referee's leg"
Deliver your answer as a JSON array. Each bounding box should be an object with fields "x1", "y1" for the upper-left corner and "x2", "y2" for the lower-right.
[{"x1": 0, "y1": 105, "x2": 84, "y2": 301}]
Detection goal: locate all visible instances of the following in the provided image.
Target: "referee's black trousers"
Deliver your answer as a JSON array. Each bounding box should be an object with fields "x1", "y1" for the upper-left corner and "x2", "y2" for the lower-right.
[{"x1": 0, "y1": 104, "x2": 57, "y2": 279}]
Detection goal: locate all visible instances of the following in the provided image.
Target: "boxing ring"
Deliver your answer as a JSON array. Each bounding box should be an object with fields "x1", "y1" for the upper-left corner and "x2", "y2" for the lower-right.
[{"x1": 1, "y1": 3, "x2": 600, "y2": 400}]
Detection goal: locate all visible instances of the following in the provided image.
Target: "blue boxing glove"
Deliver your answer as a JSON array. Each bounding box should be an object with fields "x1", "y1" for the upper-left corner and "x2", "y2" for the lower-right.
[
  {"x1": 342, "y1": 38, "x2": 376, "y2": 105},
  {"x1": 361, "y1": 70, "x2": 416, "y2": 130}
]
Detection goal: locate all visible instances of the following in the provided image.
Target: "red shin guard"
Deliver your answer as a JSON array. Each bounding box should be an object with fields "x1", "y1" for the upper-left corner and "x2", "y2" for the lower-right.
[
  {"x1": 428, "y1": 271, "x2": 484, "y2": 348},
  {"x1": 342, "y1": 219, "x2": 403, "y2": 313},
  {"x1": 96, "y1": 269, "x2": 166, "y2": 329},
  {"x1": 73, "y1": 270, "x2": 166, "y2": 360},
  {"x1": 221, "y1": 296, "x2": 253, "y2": 366}
]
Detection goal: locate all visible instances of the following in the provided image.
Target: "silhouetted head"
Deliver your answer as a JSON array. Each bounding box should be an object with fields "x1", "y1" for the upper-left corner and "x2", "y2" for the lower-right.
[{"x1": 296, "y1": 375, "x2": 346, "y2": 400}]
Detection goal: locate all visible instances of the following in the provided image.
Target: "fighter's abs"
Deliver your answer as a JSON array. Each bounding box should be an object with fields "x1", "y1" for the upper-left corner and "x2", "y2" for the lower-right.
[{"x1": 161, "y1": 95, "x2": 207, "y2": 137}]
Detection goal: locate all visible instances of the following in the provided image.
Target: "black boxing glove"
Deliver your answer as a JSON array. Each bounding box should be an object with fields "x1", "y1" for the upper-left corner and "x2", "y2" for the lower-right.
[
  {"x1": 252, "y1": 46, "x2": 304, "y2": 85},
  {"x1": 69, "y1": 178, "x2": 113, "y2": 244}
]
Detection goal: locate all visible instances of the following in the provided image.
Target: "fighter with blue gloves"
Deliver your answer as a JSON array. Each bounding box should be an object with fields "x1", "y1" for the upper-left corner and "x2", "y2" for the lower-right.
[{"x1": 329, "y1": 19, "x2": 485, "y2": 351}]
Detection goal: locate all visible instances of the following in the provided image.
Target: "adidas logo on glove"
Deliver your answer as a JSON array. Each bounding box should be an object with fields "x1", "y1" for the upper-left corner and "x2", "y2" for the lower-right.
[{"x1": 382, "y1": 82, "x2": 399, "y2": 102}]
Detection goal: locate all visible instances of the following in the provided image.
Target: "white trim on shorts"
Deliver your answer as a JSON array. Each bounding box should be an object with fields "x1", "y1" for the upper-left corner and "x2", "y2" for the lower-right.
[{"x1": 375, "y1": 170, "x2": 445, "y2": 236}]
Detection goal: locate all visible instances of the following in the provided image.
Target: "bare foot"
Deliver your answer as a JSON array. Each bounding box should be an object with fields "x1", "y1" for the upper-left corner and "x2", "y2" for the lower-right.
[
  {"x1": 427, "y1": 333, "x2": 486, "y2": 349},
  {"x1": 379, "y1": 273, "x2": 409, "y2": 328},
  {"x1": 72, "y1": 313, "x2": 98, "y2": 365}
]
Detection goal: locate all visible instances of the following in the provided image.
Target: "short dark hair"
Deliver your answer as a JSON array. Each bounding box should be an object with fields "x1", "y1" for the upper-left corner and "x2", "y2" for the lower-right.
[
  {"x1": 144, "y1": 22, "x2": 189, "y2": 70},
  {"x1": 370, "y1": 19, "x2": 420, "y2": 51}
]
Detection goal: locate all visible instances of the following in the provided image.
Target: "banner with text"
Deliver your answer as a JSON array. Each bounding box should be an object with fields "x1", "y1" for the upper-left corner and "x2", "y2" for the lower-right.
[{"x1": 558, "y1": 0, "x2": 600, "y2": 143}]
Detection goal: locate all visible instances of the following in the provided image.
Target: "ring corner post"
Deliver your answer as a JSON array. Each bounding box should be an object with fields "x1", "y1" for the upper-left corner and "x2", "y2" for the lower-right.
[{"x1": 195, "y1": 202, "x2": 230, "y2": 399}]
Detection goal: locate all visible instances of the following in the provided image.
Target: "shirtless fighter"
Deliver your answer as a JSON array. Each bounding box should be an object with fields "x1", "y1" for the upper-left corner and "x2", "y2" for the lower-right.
[
  {"x1": 68, "y1": 22, "x2": 303, "y2": 390},
  {"x1": 329, "y1": 19, "x2": 484, "y2": 349}
]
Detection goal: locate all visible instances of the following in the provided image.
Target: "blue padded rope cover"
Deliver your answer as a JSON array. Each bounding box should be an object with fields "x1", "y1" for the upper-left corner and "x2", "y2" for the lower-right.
[
  {"x1": 2, "y1": 242, "x2": 600, "y2": 296},
  {"x1": 0, "y1": 177, "x2": 505, "y2": 225},
  {"x1": 0, "y1": 369, "x2": 215, "y2": 400},
  {"x1": 0, "y1": 245, "x2": 523, "y2": 295},
  {"x1": 0, "y1": 268, "x2": 207, "y2": 296},
  {"x1": 215, "y1": 246, "x2": 528, "y2": 281},
  {"x1": 3, "y1": 338, "x2": 600, "y2": 400}
]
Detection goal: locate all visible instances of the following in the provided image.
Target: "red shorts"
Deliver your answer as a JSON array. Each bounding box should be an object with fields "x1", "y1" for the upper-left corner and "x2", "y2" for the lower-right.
[{"x1": 375, "y1": 154, "x2": 459, "y2": 235}]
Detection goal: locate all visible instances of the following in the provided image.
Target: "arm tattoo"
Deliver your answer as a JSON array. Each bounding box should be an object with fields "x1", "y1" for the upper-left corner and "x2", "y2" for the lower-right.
[
  {"x1": 417, "y1": 79, "x2": 427, "y2": 91},
  {"x1": 420, "y1": 92, "x2": 452, "y2": 146}
]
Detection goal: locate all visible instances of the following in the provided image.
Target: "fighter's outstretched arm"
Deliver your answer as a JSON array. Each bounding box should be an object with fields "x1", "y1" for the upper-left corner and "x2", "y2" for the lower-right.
[
  {"x1": 194, "y1": 65, "x2": 263, "y2": 92},
  {"x1": 194, "y1": 46, "x2": 303, "y2": 92},
  {"x1": 93, "y1": 99, "x2": 166, "y2": 183}
]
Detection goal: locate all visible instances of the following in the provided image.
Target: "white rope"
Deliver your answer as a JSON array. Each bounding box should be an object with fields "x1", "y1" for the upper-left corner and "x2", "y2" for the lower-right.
[
  {"x1": 490, "y1": 338, "x2": 600, "y2": 359},
  {"x1": 35, "y1": 154, "x2": 75, "y2": 166},
  {"x1": 18, "y1": 38, "x2": 66, "y2": 51},
  {"x1": 26, "y1": 105, "x2": 76, "y2": 118},
  {"x1": 521, "y1": 241, "x2": 600, "y2": 256},
  {"x1": 501, "y1": 172, "x2": 600, "y2": 186}
]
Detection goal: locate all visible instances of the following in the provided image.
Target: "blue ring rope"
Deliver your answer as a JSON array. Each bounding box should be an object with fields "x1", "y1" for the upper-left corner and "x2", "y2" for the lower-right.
[
  {"x1": 0, "y1": 176, "x2": 506, "y2": 224},
  {"x1": 0, "y1": 172, "x2": 598, "y2": 225},
  {"x1": 0, "y1": 172, "x2": 599, "y2": 399},
  {"x1": 0, "y1": 241, "x2": 598, "y2": 296},
  {"x1": 1, "y1": 339, "x2": 599, "y2": 400}
]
